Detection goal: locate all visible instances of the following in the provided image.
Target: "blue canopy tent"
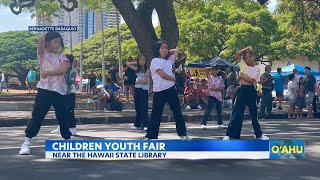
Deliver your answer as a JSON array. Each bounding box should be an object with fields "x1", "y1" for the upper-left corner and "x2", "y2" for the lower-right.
[
  {"x1": 188, "y1": 57, "x2": 240, "y2": 71},
  {"x1": 270, "y1": 64, "x2": 320, "y2": 76}
]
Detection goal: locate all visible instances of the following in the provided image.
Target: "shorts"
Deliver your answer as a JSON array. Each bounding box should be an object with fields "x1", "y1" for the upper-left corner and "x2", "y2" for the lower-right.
[
  {"x1": 276, "y1": 91, "x2": 284, "y2": 98},
  {"x1": 124, "y1": 80, "x2": 135, "y2": 86},
  {"x1": 28, "y1": 82, "x2": 36, "y2": 89},
  {"x1": 305, "y1": 92, "x2": 315, "y2": 105},
  {"x1": 288, "y1": 98, "x2": 296, "y2": 105}
]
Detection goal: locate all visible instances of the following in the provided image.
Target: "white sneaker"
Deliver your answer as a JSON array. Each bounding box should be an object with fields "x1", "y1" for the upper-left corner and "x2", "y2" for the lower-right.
[
  {"x1": 222, "y1": 136, "x2": 230, "y2": 140},
  {"x1": 131, "y1": 126, "x2": 140, "y2": 130},
  {"x1": 144, "y1": 138, "x2": 152, "y2": 140},
  {"x1": 69, "y1": 128, "x2": 77, "y2": 136},
  {"x1": 180, "y1": 134, "x2": 191, "y2": 140},
  {"x1": 51, "y1": 126, "x2": 60, "y2": 134},
  {"x1": 200, "y1": 124, "x2": 206, "y2": 129},
  {"x1": 186, "y1": 105, "x2": 191, "y2": 110},
  {"x1": 19, "y1": 143, "x2": 30, "y2": 155},
  {"x1": 218, "y1": 124, "x2": 226, "y2": 128},
  {"x1": 197, "y1": 105, "x2": 202, "y2": 110},
  {"x1": 143, "y1": 127, "x2": 148, "y2": 131},
  {"x1": 254, "y1": 134, "x2": 269, "y2": 140}
]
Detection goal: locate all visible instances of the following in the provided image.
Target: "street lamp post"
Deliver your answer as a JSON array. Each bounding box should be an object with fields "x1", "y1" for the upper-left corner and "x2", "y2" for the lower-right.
[
  {"x1": 116, "y1": 7, "x2": 123, "y2": 80},
  {"x1": 79, "y1": 0, "x2": 84, "y2": 92}
]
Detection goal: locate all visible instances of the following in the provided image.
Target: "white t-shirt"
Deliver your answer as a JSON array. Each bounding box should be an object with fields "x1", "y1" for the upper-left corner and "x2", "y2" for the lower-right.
[
  {"x1": 239, "y1": 60, "x2": 260, "y2": 83},
  {"x1": 287, "y1": 80, "x2": 298, "y2": 99},
  {"x1": 150, "y1": 55, "x2": 175, "y2": 92},
  {"x1": 1, "y1": 73, "x2": 5, "y2": 82}
]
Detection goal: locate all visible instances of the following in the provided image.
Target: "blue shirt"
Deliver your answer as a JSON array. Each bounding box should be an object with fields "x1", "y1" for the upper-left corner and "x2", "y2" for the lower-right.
[
  {"x1": 27, "y1": 71, "x2": 36, "y2": 82},
  {"x1": 104, "y1": 84, "x2": 119, "y2": 95},
  {"x1": 274, "y1": 73, "x2": 284, "y2": 91}
]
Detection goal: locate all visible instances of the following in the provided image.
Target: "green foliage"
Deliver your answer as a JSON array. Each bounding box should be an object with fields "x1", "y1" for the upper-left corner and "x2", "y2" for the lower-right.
[
  {"x1": 275, "y1": 0, "x2": 320, "y2": 60},
  {"x1": 70, "y1": 25, "x2": 137, "y2": 76},
  {"x1": 0, "y1": 31, "x2": 39, "y2": 86},
  {"x1": 176, "y1": 0, "x2": 283, "y2": 62}
]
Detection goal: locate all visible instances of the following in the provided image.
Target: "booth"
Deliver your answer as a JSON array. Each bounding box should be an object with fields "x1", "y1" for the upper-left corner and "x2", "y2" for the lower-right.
[{"x1": 187, "y1": 57, "x2": 239, "y2": 79}]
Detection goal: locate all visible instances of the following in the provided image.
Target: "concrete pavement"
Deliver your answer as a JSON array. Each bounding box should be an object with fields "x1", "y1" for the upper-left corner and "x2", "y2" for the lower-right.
[
  {"x1": 0, "y1": 107, "x2": 319, "y2": 127},
  {"x1": 0, "y1": 119, "x2": 319, "y2": 180}
]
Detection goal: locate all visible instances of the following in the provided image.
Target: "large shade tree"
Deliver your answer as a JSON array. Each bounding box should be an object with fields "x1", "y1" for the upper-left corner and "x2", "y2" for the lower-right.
[{"x1": 0, "y1": 31, "x2": 39, "y2": 88}]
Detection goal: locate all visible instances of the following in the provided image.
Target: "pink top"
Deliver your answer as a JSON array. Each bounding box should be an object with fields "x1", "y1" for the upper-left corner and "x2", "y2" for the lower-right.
[
  {"x1": 206, "y1": 75, "x2": 225, "y2": 102},
  {"x1": 37, "y1": 50, "x2": 68, "y2": 95}
]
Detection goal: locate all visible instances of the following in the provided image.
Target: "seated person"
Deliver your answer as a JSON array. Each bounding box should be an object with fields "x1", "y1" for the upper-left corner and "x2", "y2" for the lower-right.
[
  {"x1": 103, "y1": 78, "x2": 120, "y2": 105},
  {"x1": 184, "y1": 79, "x2": 202, "y2": 110},
  {"x1": 197, "y1": 78, "x2": 208, "y2": 105},
  {"x1": 226, "y1": 81, "x2": 239, "y2": 107}
]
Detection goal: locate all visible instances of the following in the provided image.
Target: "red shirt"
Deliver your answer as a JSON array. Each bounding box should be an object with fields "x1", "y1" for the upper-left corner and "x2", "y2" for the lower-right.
[{"x1": 184, "y1": 86, "x2": 200, "y2": 96}]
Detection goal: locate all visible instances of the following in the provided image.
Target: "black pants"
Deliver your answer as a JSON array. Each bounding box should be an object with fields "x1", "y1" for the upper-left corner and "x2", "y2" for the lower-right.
[
  {"x1": 134, "y1": 88, "x2": 148, "y2": 128},
  {"x1": 145, "y1": 86, "x2": 187, "y2": 139},
  {"x1": 25, "y1": 89, "x2": 72, "y2": 140},
  {"x1": 65, "y1": 93, "x2": 76, "y2": 128},
  {"x1": 312, "y1": 95, "x2": 318, "y2": 113},
  {"x1": 226, "y1": 85, "x2": 263, "y2": 139},
  {"x1": 201, "y1": 96, "x2": 223, "y2": 125},
  {"x1": 259, "y1": 88, "x2": 273, "y2": 117}
]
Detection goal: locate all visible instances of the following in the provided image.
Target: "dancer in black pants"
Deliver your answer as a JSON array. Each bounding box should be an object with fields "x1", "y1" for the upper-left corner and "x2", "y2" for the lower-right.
[
  {"x1": 126, "y1": 54, "x2": 150, "y2": 131},
  {"x1": 19, "y1": 32, "x2": 72, "y2": 155},
  {"x1": 145, "y1": 40, "x2": 189, "y2": 140},
  {"x1": 223, "y1": 47, "x2": 269, "y2": 140}
]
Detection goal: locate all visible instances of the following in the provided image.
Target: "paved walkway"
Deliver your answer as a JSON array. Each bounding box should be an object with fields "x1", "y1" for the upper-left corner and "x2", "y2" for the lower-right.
[
  {"x1": 0, "y1": 120, "x2": 319, "y2": 180},
  {"x1": 0, "y1": 106, "x2": 318, "y2": 127}
]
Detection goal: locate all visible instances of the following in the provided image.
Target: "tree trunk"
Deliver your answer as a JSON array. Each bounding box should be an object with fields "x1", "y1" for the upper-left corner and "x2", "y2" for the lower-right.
[
  {"x1": 155, "y1": 0, "x2": 179, "y2": 48},
  {"x1": 112, "y1": 0, "x2": 154, "y2": 65}
]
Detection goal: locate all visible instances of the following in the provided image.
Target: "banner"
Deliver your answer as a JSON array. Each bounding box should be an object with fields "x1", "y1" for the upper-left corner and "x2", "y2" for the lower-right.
[
  {"x1": 189, "y1": 68, "x2": 207, "y2": 79},
  {"x1": 45, "y1": 140, "x2": 304, "y2": 160},
  {"x1": 28, "y1": 26, "x2": 77, "y2": 32}
]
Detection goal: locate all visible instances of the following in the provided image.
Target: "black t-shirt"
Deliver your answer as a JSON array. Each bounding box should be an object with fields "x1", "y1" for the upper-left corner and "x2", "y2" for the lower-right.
[
  {"x1": 124, "y1": 65, "x2": 136, "y2": 82},
  {"x1": 303, "y1": 74, "x2": 316, "y2": 93},
  {"x1": 88, "y1": 74, "x2": 97, "y2": 86},
  {"x1": 174, "y1": 59, "x2": 186, "y2": 78},
  {"x1": 109, "y1": 68, "x2": 118, "y2": 83}
]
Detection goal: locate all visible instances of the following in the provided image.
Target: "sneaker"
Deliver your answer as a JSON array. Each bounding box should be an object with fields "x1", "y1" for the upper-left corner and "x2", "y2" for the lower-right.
[
  {"x1": 197, "y1": 105, "x2": 202, "y2": 110},
  {"x1": 254, "y1": 134, "x2": 269, "y2": 140},
  {"x1": 131, "y1": 126, "x2": 140, "y2": 130},
  {"x1": 51, "y1": 126, "x2": 60, "y2": 134},
  {"x1": 186, "y1": 105, "x2": 191, "y2": 110},
  {"x1": 278, "y1": 106, "x2": 283, "y2": 110},
  {"x1": 222, "y1": 136, "x2": 230, "y2": 140},
  {"x1": 19, "y1": 143, "x2": 30, "y2": 155},
  {"x1": 200, "y1": 124, "x2": 206, "y2": 129},
  {"x1": 144, "y1": 138, "x2": 152, "y2": 140},
  {"x1": 143, "y1": 127, "x2": 148, "y2": 131},
  {"x1": 179, "y1": 134, "x2": 190, "y2": 140},
  {"x1": 69, "y1": 128, "x2": 77, "y2": 136},
  {"x1": 218, "y1": 124, "x2": 226, "y2": 128}
]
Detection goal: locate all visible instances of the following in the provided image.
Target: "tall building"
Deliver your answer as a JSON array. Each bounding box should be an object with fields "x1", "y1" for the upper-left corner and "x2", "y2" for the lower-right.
[{"x1": 37, "y1": 2, "x2": 121, "y2": 48}]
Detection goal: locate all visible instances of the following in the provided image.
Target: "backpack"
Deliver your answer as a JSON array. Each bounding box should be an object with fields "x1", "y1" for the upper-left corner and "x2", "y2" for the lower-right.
[{"x1": 110, "y1": 101, "x2": 123, "y2": 111}]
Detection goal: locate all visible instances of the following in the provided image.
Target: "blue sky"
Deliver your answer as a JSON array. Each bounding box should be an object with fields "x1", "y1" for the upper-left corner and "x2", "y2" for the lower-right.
[{"x1": 0, "y1": 0, "x2": 277, "y2": 33}]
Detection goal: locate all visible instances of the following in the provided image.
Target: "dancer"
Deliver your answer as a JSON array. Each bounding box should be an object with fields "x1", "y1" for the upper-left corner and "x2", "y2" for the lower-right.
[
  {"x1": 19, "y1": 32, "x2": 72, "y2": 155},
  {"x1": 127, "y1": 55, "x2": 150, "y2": 131},
  {"x1": 145, "y1": 40, "x2": 189, "y2": 140},
  {"x1": 51, "y1": 54, "x2": 78, "y2": 135},
  {"x1": 223, "y1": 47, "x2": 269, "y2": 140},
  {"x1": 200, "y1": 65, "x2": 225, "y2": 129}
]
